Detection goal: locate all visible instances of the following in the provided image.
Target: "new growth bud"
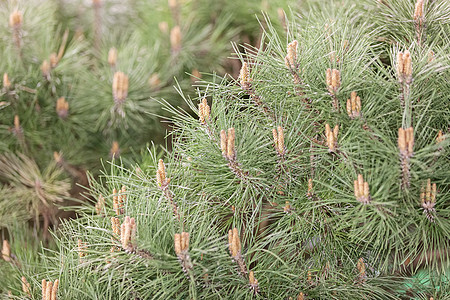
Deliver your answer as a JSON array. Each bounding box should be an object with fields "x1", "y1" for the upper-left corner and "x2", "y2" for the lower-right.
[
  {"x1": 325, "y1": 123, "x2": 339, "y2": 152},
  {"x1": 170, "y1": 26, "x2": 182, "y2": 53},
  {"x1": 174, "y1": 232, "x2": 193, "y2": 272},
  {"x1": 357, "y1": 258, "x2": 366, "y2": 283},
  {"x1": 239, "y1": 62, "x2": 252, "y2": 90},
  {"x1": 249, "y1": 270, "x2": 259, "y2": 294},
  {"x1": 78, "y1": 239, "x2": 88, "y2": 262},
  {"x1": 9, "y1": 10, "x2": 23, "y2": 28},
  {"x1": 285, "y1": 40, "x2": 298, "y2": 70},
  {"x1": 397, "y1": 50, "x2": 412, "y2": 84},
  {"x1": 272, "y1": 126, "x2": 286, "y2": 156},
  {"x1": 41, "y1": 279, "x2": 59, "y2": 300},
  {"x1": 220, "y1": 128, "x2": 236, "y2": 161},
  {"x1": 112, "y1": 71, "x2": 129, "y2": 104},
  {"x1": 21, "y1": 276, "x2": 31, "y2": 297},
  {"x1": 398, "y1": 127, "x2": 414, "y2": 189},
  {"x1": 354, "y1": 174, "x2": 371, "y2": 204},
  {"x1": 111, "y1": 217, "x2": 121, "y2": 237},
  {"x1": 120, "y1": 216, "x2": 137, "y2": 250},
  {"x1": 346, "y1": 91, "x2": 361, "y2": 119},
  {"x1": 421, "y1": 179, "x2": 437, "y2": 221},
  {"x1": 56, "y1": 97, "x2": 69, "y2": 119},
  {"x1": 95, "y1": 194, "x2": 105, "y2": 215},
  {"x1": 198, "y1": 98, "x2": 210, "y2": 125},
  {"x1": 110, "y1": 141, "x2": 120, "y2": 158},
  {"x1": 2, "y1": 240, "x2": 11, "y2": 262},
  {"x1": 108, "y1": 47, "x2": 118, "y2": 67},
  {"x1": 413, "y1": 0, "x2": 424, "y2": 26},
  {"x1": 3, "y1": 73, "x2": 11, "y2": 90},
  {"x1": 326, "y1": 68, "x2": 341, "y2": 93},
  {"x1": 156, "y1": 159, "x2": 171, "y2": 190}
]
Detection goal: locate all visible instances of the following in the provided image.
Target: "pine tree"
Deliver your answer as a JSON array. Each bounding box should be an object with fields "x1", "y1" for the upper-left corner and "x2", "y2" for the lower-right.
[{"x1": 2, "y1": 0, "x2": 449, "y2": 299}]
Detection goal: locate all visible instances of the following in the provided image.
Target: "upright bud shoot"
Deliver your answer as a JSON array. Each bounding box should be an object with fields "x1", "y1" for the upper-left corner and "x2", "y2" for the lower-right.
[
  {"x1": 156, "y1": 159, "x2": 171, "y2": 190},
  {"x1": 325, "y1": 123, "x2": 339, "y2": 152},
  {"x1": 21, "y1": 276, "x2": 31, "y2": 297},
  {"x1": 398, "y1": 127, "x2": 414, "y2": 189},
  {"x1": 198, "y1": 98, "x2": 210, "y2": 125},
  {"x1": 78, "y1": 239, "x2": 88, "y2": 263},
  {"x1": 112, "y1": 71, "x2": 129, "y2": 117},
  {"x1": 356, "y1": 258, "x2": 367, "y2": 283},
  {"x1": 421, "y1": 179, "x2": 437, "y2": 222},
  {"x1": 174, "y1": 232, "x2": 193, "y2": 272},
  {"x1": 272, "y1": 126, "x2": 286, "y2": 156},
  {"x1": 249, "y1": 270, "x2": 259, "y2": 294},
  {"x1": 239, "y1": 62, "x2": 252, "y2": 91},
  {"x1": 346, "y1": 91, "x2": 361, "y2": 119},
  {"x1": 56, "y1": 97, "x2": 69, "y2": 119},
  {"x1": 109, "y1": 141, "x2": 120, "y2": 158},
  {"x1": 285, "y1": 40, "x2": 298, "y2": 70},
  {"x1": 326, "y1": 69, "x2": 341, "y2": 110},
  {"x1": 120, "y1": 216, "x2": 137, "y2": 251},
  {"x1": 2, "y1": 240, "x2": 11, "y2": 262},
  {"x1": 95, "y1": 194, "x2": 105, "y2": 215},
  {"x1": 354, "y1": 174, "x2": 371, "y2": 204},
  {"x1": 9, "y1": 10, "x2": 23, "y2": 50},
  {"x1": 3, "y1": 73, "x2": 11, "y2": 90},
  {"x1": 41, "y1": 279, "x2": 59, "y2": 300},
  {"x1": 397, "y1": 50, "x2": 412, "y2": 84},
  {"x1": 108, "y1": 47, "x2": 118, "y2": 67},
  {"x1": 170, "y1": 26, "x2": 182, "y2": 53}
]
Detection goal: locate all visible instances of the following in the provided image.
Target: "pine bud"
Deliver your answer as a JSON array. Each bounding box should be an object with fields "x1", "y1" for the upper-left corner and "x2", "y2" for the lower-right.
[
  {"x1": 49, "y1": 53, "x2": 58, "y2": 68},
  {"x1": 398, "y1": 127, "x2": 414, "y2": 156},
  {"x1": 397, "y1": 50, "x2": 412, "y2": 84},
  {"x1": 78, "y1": 239, "x2": 88, "y2": 261},
  {"x1": 228, "y1": 228, "x2": 242, "y2": 258},
  {"x1": 168, "y1": 0, "x2": 178, "y2": 10},
  {"x1": 3, "y1": 73, "x2": 11, "y2": 90},
  {"x1": 120, "y1": 216, "x2": 136, "y2": 250},
  {"x1": 413, "y1": 0, "x2": 424, "y2": 23},
  {"x1": 198, "y1": 98, "x2": 210, "y2": 125},
  {"x1": 283, "y1": 201, "x2": 291, "y2": 213},
  {"x1": 249, "y1": 270, "x2": 259, "y2": 292},
  {"x1": 191, "y1": 68, "x2": 201, "y2": 83},
  {"x1": 436, "y1": 130, "x2": 444, "y2": 144},
  {"x1": 170, "y1": 26, "x2": 182, "y2": 52},
  {"x1": 297, "y1": 292, "x2": 305, "y2": 300},
  {"x1": 41, "y1": 60, "x2": 51, "y2": 79},
  {"x1": 9, "y1": 10, "x2": 23, "y2": 28},
  {"x1": 52, "y1": 279, "x2": 59, "y2": 300},
  {"x1": 21, "y1": 276, "x2": 31, "y2": 297},
  {"x1": 227, "y1": 128, "x2": 236, "y2": 161},
  {"x1": 239, "y1": 62, "x2": 251, "y2": 90},
  {"x1": 95, "y1": 194, "x2": 105, "y2": 215},
  {"x1": 110, "y1": 141, "x2": 120, "y2": 158},
  {"x1": 307, "y1": 178, "x2": 313, "y2": 197},
  {"x1": 421, "y1": 179, "x2": 437, "y2": 221},
  {"x1": 346, "y1": 91, "x2": 361, "y2": 119},
  {"x1": 357, "y1": 258, "x2": 366, "y2": 282},
  {"x1": 354, "y1": 174, "x2": 371, "y2": 204},
  {"x1": 108, "y1": 47, "x2": 118, "y2": 67},
  {"x1": 285, "y1": 40, "x2": 298, "y2": 70},
  {"x1": 220, "y1": 130, "x2": 227, "y2": 157},
  {"x1": 427, "y1": 50, "x2": 435, "y2": 63},
  {"x1": 326, "y1": 69, "x2": 341, "y2": 93},
  {"x1": 2, "y1": 240, "x2": 11, "y2": 262},
  {"x1": 56, "y1": 97, "x2": 69, "y2": 119},
  {"x1": 277, "y1": 8, "x2": 286, "y2": 31},
  {"x1": 42, "y1": 279, "x2": 46, "y2": 300},
  {"x1": 111, "y1": 217, "x2": 121, "y2": 236},
  {"x1": 148, "y1": 73, "x2": 161, "y2": 89},
  {"x1": 112, "y1": 71, "x2": 129, "y2": 104},
  {"x1": 174, "y1": 232, "x2": 189, "y2": 255},
  {"x1": 13, "y1": 115, "x2": 22, "y2": 135},
  {"x1": 273, "y1": 126, "x2": 285, "y2": 156},
  {"x1": 113, "y1": 188, "x2": 119, "y2": 215},
  {"x1": 156, "y1": 159, "x2": 170, "y2": 189},
  {"x1": 325, "y1": 123, "x2": 338, "y2": 152},
  {"x1": 158, "y1": 21, "x2": 169, "y2": 34}
]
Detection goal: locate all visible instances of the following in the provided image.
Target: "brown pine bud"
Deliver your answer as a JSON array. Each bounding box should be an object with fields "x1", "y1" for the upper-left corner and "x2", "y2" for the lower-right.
[
  {"x1": 428, "y1": 50, "x2": 435, "y2": 63},
  {"x1": 347, "y1": 91, "x2": 361, "y2": 118},
  {"x1": 42, "y1": 279, "x2": 47, "y2": 300},
  {"x1": 413, "y1": 0, "x2": 424, "y2": 22},
  {"x1": 156, "y1": 159, "x2": 170, "y2": 189},
  {"x1": 148, "y1": 73, "x2": 161, "y2": 90},
  {"x1": 78, "y1": 239, "x2": 87, "y2": 260},
  {"x1": 297, "y1": 292, "x2": 305, "y2": 300},
  {"x1": 307, "y1": 178, "x2": 313, "y2": 196},
  {"x1": 41, "y1": 60, "x2": 51, "y2": 79},
  {"x1": 170, "y1": 26, "x2": 182, "y2": 52},
  {"x1": 108, "y1": 47, "x2": 118, "y2": 67},
  {"x1": 46, "y1": 281, "x2": 53, "y2": 300},
  {"x1": 52, "y1": 279, "x2": 59, "y2": 300},
  {"x1": 181, "y1": 232, "x2": 189, "y2": 252},
  {"x1": 277, "y1": 126, "x2": 285, "y2": 155},
  {"x1": 397, "y1": 50, "x2": 412, "y2": 84},
  {"x1": 158, "y1": 21, "x2": 169, "y2": 34},
  {"x1": 2, "y1": 240, "x2": 11, "y2": 262},
  {"x1": 112, "y1": 71, "x2": 129, "y2": 104},
  {"x1": 56, "y1": 97, "x2": 69, "y2": 119},
  {"x1": 277, "y1": 8, "x2": 286, "y2": 30},
  {"x1": 168, "y1": 0, "x2": 178, "y2": 10},
  {"x1": 285, "y1": 40, "x2": 298, "y2": 69},
  {"x1": 249, "y1": 270, "x2": 258, "y2": 285},
  {"x1": 227, "y1": 128, "x2": 236, "y2": 161},
  {"x1": 95, "y1": 194, "x2": 105, "y2": 215},
  {"x1": 13, "y1": 115, "x2": 22, "y2": 135},
  {"x1": 9, "y1": 10, "x2": 23, "y2": 28},
  {"x1": 50, "y1": 53, "x2": 58, "y2": 68},
  {"x1": 325, "y1": 123, "x2": 338, "y2": 152},
  {"x1": 21, "y1": 276, "x2": 30, "y2": 296},
  {"x1": 239, "y1": 62, "x2": 251, "y2": 89},
  {"x1": 191, "y1": 68, "x2": 201, "y2": 83},
  {"x1": 357, "y1": 258, "x2": 366, "y2": 278},
  {"x1": 436, "y1": 130, "x2": 444, "y2": 144},
  {"x1": 110, "y1": 141, "x2": 120, "y2": 158},
  {"x1": 220, "y1": 130, "x2": 227, "y2": 157},
  {"x1": 326, "y1": 68, "x2": 332, "y2": 87},
  {"x1": 398, "y1": 128, "x2": 407, "y2": 152},
  {"x1": 111, "y1": 217, "x2": 121, "y2": 236},
  {"x1": 332, "y1": 69, "x2": 340, "y2": 90},
  {"x1": 198, "y1": 98, "x2": 210, "y2": 125},
  {"x1": 174, "y1": 233, "x2": 181, "y2": 255},
  {"x1": 283, "y1": 201, "x2": 291, "y2": 213},
  {"x1": 229, "y1": 227, "x2": 242, "y2": 258},
  {"x1": 354, "y1": 174, "x2": 371, "y2": 204},
  {"x1": 3, "y1": 73, "x2": 11, "y2": 89}
]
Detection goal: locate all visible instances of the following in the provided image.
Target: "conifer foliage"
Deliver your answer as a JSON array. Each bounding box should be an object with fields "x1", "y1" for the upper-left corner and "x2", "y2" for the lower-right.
[{"x1": 2, "y1": 0, "x2": 450, "y2": 299}]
